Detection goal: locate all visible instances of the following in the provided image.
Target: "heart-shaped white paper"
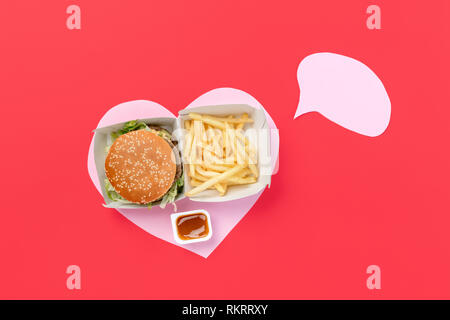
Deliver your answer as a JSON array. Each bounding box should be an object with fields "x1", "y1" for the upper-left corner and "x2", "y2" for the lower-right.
[{"x1": 87, "y1": 88, "x2": 279, "y2": 257}]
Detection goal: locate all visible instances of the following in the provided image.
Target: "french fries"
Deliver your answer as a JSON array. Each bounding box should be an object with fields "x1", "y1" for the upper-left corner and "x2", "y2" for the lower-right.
[
  {"x1": 183, "y1": 113, "x2": 258, "y2": 196},
  {"x1": 185, "y1": 165, "x2": 246, "y2": 196}
]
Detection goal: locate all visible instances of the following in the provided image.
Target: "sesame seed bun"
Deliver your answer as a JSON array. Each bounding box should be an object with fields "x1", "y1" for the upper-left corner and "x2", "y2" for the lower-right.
[{"x1": 105, "y1": 130, "x2": 177, "y2": 204}]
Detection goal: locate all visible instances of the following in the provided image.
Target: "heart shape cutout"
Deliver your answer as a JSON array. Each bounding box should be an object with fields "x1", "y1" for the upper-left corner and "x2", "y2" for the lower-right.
[{"x1": 87, "y1": 88, "x2": 279, "y2": 257}]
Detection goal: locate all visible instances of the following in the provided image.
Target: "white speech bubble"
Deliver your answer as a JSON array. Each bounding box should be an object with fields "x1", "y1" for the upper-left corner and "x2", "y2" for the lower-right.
[{"x1": 295, "y1": 53, "x2": 391, "y2": 137}]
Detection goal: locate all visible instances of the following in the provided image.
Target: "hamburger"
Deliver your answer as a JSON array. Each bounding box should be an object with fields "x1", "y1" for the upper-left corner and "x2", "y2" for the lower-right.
[{"x1": 104, "y1": 120, "x2": 183, "y2": 209}]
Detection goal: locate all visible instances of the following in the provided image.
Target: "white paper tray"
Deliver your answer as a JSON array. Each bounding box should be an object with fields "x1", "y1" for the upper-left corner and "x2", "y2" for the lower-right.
[{"x1": 93, "y1": 104, "x2": 272, "y2": 208}]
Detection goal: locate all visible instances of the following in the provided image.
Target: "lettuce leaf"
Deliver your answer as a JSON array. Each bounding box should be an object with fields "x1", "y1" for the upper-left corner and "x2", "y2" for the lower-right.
[
  {"x1": 159, "y1": 174, "x2": 184, "y2": 210},
  {"x1": 152, "y1": 128, "x2": 172, "y2": 140},
  {"x1": 110, "y1": 120, "x2": 172, "y2": 142},
  {"x1": 104, "y1": 178, "x2": 132, "y2": 204},
  {"x1": 116, "y1": 120, "x2": 148, "y2": 136}
]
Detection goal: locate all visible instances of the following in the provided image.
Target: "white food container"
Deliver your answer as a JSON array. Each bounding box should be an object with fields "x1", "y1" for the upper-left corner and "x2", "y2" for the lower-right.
[
  {"x1": 93, "y1": 117, "x2": 184, "y2": 209},
  {"x1": 177, "y1": 104, "x2": 272, "y2": 202},
  {"x1": 93, "y1": 103, "x2": 272, "y2": 208}
]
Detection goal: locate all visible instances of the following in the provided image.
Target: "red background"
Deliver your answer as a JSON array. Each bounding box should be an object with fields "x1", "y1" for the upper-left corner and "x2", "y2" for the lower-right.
[{"x1": 0, "y1": 1, "x2": 449, "y2": 299}]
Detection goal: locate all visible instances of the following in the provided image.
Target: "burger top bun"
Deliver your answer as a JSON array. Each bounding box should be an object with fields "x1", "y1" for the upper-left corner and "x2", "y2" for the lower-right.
[{"x1": 105, "y1": 130, "x2": 176, "y2": 204}]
